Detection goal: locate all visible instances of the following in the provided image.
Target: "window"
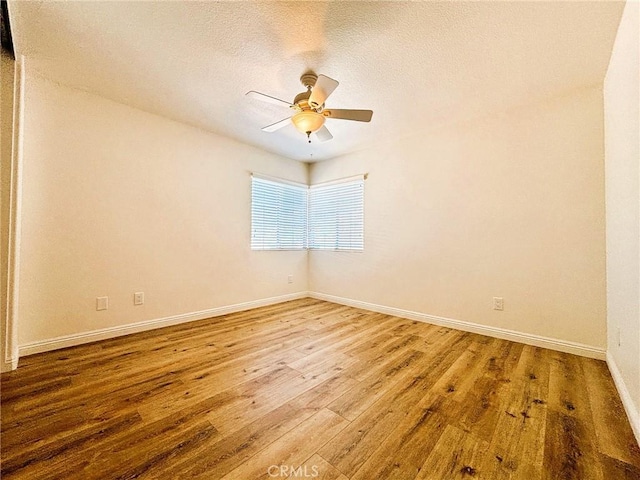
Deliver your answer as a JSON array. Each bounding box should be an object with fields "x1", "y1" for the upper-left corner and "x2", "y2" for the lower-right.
[
  {"x1": 251, "y1": 176, "x2": 308, "y2": 250},
  {"x1": 309, "y1": 178, "x2": 364, "y2": 251},
  {"x1": 250, "y1": 174, "x2": 364, "y2": 251}
]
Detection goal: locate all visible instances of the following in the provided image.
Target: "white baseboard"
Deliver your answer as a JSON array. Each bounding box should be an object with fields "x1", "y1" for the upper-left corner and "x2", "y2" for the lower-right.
[
  {"x1": 606, "y1": 352, "x2": 640, "y2": 446},
  {"x1": 18, "y1": 292, "x2": 308, "y2": 358},
  {"x1": 1, "y1": 357, "x2": 19, "y2": 373},
  {"x1": 16, "y1": 290, "x2": 607, "y2": 363},
  {"x1": 308, "y1": 291, "x2": 606, "y2": 360}
]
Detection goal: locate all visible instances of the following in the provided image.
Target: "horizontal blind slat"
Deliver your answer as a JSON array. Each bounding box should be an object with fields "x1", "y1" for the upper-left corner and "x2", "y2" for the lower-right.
[
  {"x1": 251, "y1": 177, "x2": 364, "y2": 251},
  {"x1": 251, "y1": 177, "x2": 307, "y2": 250},
  {"x1": 308, "y1": 179, "x2": 364, "y2": 251}
]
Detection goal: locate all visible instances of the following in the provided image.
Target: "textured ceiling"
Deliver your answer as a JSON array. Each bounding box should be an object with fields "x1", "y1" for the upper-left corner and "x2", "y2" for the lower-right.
[{"x1": 8, "y1": 1, "x2": 624, "y2": 162}]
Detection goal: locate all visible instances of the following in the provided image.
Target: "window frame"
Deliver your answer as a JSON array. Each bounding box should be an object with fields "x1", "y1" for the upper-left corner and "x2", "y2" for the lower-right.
[
  {"x1": 308, "y1": 176, "x2": 365, "y2": 252},
  {"x1": 250, "y1": 173, "x2": 365, "y2": 252},
  {"x1": 250, "y1": 174, "x2": 308, "y2": 251}
]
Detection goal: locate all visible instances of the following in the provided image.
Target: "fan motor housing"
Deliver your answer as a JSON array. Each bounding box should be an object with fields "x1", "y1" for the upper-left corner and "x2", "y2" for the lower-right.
[
  {"x1": 293, "y1": 90, "x2": 311, "y2": 106},
  {"x1": 294, "y1": 91, "x2": 323, "y2": 113}
]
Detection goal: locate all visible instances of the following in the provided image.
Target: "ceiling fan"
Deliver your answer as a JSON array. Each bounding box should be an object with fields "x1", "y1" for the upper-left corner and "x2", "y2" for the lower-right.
[{"x1": 246, "y1": 72, "x2": 373, "y2": 143}]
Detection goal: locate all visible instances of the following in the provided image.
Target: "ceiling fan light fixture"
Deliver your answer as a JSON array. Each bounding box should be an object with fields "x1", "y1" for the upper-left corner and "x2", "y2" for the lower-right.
[
  {"x1": 249, "y1": 72, "x2": 372, "y2": 143},
  {"x1": 291, "y1": 111, "x2": 325, "y2": 134}
]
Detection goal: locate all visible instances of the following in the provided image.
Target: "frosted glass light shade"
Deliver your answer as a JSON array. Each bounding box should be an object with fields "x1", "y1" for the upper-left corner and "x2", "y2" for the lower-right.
[{"x1": 291, "y1": 111, "x2": 325, "y2": 133}]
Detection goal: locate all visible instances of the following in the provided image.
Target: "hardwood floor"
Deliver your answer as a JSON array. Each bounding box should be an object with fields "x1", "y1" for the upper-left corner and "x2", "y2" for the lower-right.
[{"x1": 2, "y1": 298, "x2": 639, "y2": 479}]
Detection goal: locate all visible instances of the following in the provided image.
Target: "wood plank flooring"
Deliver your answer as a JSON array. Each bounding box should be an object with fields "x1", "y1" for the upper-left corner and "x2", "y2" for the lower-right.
[{"x1": 2, "y1": 298, "x2": 639, "y2": 479}]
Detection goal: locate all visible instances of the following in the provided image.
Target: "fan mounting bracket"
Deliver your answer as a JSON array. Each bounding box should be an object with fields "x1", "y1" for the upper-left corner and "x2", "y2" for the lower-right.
[{"x1": 300, "y1": 72, "x2": 317, "y2": 90}]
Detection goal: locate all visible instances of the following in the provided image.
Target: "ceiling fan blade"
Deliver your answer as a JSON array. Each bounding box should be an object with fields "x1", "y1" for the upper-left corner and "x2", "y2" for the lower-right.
[
  {"x1": 308, "y1": 74, "x2": 339, "y2": 108},
  {"x1": 246, "y1": 91, "x2": 293, "y2": 108},
  {"x1": 315, "y1": 125, "x2": 333, "y2": 142},
  {"x1": 262, "y1": 117, "x2": 291, "y2": 132},
  {"x1": 323, "y1": 109, "x2": 373, "y2": 122}
]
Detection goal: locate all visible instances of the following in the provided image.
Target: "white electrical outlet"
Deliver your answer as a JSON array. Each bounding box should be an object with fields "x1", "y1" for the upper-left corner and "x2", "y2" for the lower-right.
[
  {"x1": 96, "y1": 296, "x2": 108, "y2": 311},
  {"x1": 493, "y1": 297, "x2": 504, "y2": 311},
  {"x1": 287, "y1": 275, "x2": 293, "y2": 284},
  {"x1": 134, "y1": 292, "x2": 144, "y2": 306}
]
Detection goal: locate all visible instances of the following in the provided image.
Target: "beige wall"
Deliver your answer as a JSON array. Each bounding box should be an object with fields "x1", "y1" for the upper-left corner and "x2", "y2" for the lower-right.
[
  {"x1": 604, "y1": 0, "x2": 640, "y2": 439},
  {"x1": 1, "y1": 50, "x2": 15, "y2": 371},
  {"x1": 17, "y1": 70, "x2": 308, "y2": 347},
  {"x1": 310, "y1": 86, "x2": 606, "y2": 351}
]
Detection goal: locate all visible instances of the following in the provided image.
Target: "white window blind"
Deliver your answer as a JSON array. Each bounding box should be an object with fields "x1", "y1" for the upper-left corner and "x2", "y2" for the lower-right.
[
  {"x1": 309, "y1": 178, "x2": 364, "y2": 251},
  {"x1": 251, "y1": 176, "x2": 308, "y2": 250}
]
